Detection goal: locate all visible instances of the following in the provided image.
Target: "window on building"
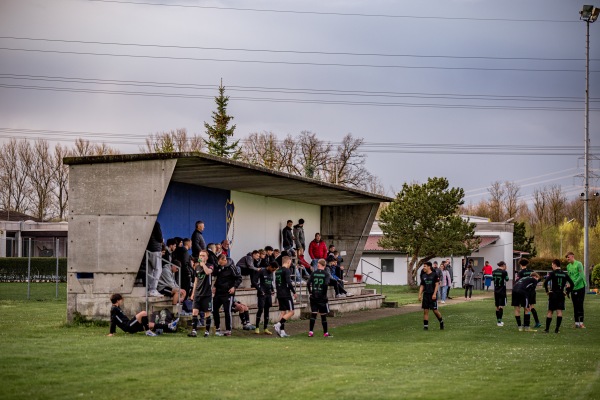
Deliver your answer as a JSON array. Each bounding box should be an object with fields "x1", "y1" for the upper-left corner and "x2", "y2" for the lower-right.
[{"x1": 381, "y1": 258, "x2": 394, "y2": 273}]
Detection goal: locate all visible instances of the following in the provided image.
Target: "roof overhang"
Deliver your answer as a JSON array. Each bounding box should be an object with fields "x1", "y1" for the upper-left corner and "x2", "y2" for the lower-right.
[{"x1": 64, "y1": 152, "x2": 393, "y2": 206}]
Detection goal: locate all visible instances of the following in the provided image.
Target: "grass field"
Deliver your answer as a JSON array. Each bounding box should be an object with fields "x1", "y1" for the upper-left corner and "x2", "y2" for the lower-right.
[
  {"x1": 366, "y1": 284, "x2": 487, "y2": 305},
  {"x1": 1, "y1": 283, "x2": 599, "y2": 399}
]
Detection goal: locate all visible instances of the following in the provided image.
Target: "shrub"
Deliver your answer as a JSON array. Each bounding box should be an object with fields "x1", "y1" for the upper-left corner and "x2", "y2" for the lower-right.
[
  {"x1": 592, "y1": 264, "x2": 600, "y2": 289},
  {"x1": 527, "y1": 257, "x2": 555, "y2": 271},
  {"x1": 0, "y1": 257, "x2": 67, "y2": 282}
]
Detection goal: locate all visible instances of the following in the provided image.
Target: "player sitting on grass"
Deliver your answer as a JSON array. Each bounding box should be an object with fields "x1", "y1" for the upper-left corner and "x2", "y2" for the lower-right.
[
  {"x1": 108, "y1": 293, "x2": 178, "y2": 337},
  {"x1": 418, "y1": 261, "x2": 444, "y2": 331},
  {"x1": 543, "y1": 259, "x2": 574, "y2": 334}
]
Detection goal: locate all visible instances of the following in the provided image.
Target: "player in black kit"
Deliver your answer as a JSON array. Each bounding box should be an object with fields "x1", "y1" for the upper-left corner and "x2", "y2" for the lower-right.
[
  {"x1": 212, "y1": 253, "x2": 242, "y2": 337},
  {"x1": 543, "y1": 259, "x2": 574, "y2": 334},
  {"x1": 108, "y1": 293, "x2": 177, "y2": 336},
  {"x1": 492, "y1": 261, "x2": 510, "y2": 326},
  {"x1": 307, "y1": 258, "x2": 332, "y2": 338},
  {"x1": 418, "y1": 261, "x2": 444, "y2": 330},
  {"x1": 516, "y1": 258, "x2": 541, "y2": 328},
  {"x1": 188, "y1": 250, "x2": 214, "y2": 338},
  {"x1": 511, "y1": 272, "x2": 540, "y2": 331},
  {"x1": 254, "y1": 261, "x2": 278, "y2": 335},
  {"x1": 274, "y1": 256, "x2": 297, "y2": 337}
]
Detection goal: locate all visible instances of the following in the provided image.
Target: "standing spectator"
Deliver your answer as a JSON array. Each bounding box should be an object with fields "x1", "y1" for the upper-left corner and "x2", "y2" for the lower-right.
[
  {"x1": 565, "y1": 251, "x2": 586, "y2": 328},
  {"x1": 516, "y1": 258, "x2": 541, "y2": 328},
  {"x1": 146, "y1": 221, "x2": 164, "y2": 297},
  {"x1": 293, "y1": 218, "x2": 306, "y2": 251},
  {"x1": 188, "y1": 250, "x2": 214, "y2": 338},
  {"x1": 221, "y1": 239, "x2": 231, "y2": 257},
  {"x1": 418, "y1": 262, "x2": 444, "y2": 330},
  {"x1": 308, "y1": 233, "x2": 328, "y2": 269},
  {"x1": 543, "y1": 259, "x2": 574, "y2": 334},
  {"x1": 482, "y1": 261, "x2": 493, "y2": 291},
  {"x1": 206, "y1": 243, "x2": 219, "y2": 266},
  {"x1": 274, "y1": 256, "x2": 297, "y2": 337},
  {"x1": 157, "y1": 260, "x2": 186, "y2": 305},
  {"x1": 163, "y1": 238, "x2": 177, "y2": 265},
  {"x1": 254, "y1": 261, "x2": 278, "y2": 335},
  {"x1": 445, "y1": 259, "x2": 454, "y2": 299},
  {"x1": 511, "y1": 272, "x2": 540, "y2": 331},
  {"x1": 307, "y1": 258, "x2": 333, "y2": 338},
  {"x1": 282, "y1": 220, "x2": 295, "y2": 252},
  {"x1": 174, "y1": 238, "x2": 194, "y2": 297},
  {"x1": 463, "y1": 262, "x2": 475, "y2": 300},
  {"x1": 492, "y1": 261, "x2": 509, "y2": 326},
  {"x1": 439, "y1": 263, "x2": 451, "y2": 304},
  {"x1": 212, "y1": 254, "x2": 242, "y2": 336},
  {"x1": 191, "y1": 220, "x2": 206, "y2": 258}
]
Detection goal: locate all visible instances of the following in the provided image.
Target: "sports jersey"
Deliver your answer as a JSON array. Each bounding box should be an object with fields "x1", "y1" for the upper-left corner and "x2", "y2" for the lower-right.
[
  {"x1": 109, "y1": 305, "x2": 132, "y2": 334},
  {"x1": 513, "y1": 276, "x2": 538, "y2": 295},
  {"x1": 308, "y1": 269, "x2": 331, "y2": 300},
  {"x1": 516, "y1": 268, "x2": 533, "y2": 281},
  {"x1": 420, "y1": 271, "x2": 439, "y2": 294},
  {"x1": 256, "y1": 268, "x2": 275, "y2": 296},
  {"x1": 194, "y1": 263, "x2": 213, "y2": 297},
  {"x1": 492, "y1": 268, "x2": 509, "y2": 293},
  {"x1": 566, "y1": 260, "x2": 585, "y2": 290},
  {"x1": 275, "y1": 267, "x2": 296, "y2": 298},
  {"x1": 544, "y1": 269, "x2": 574, "y2": 293}
]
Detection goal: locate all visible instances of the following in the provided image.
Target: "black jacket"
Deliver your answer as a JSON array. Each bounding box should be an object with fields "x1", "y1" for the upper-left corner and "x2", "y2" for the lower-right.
[
  {"x1": 191, "y1": 229, "x2": 206, "y2": 257},
  {"x1": 213, "y1": 258, "x2": 242, "y2": 296},
  {"x1": 282, "y1": 226, "x2": 294, "y2": 249},
  {"x1": 146, "y1": 221, "x2": 163, "y2": 252}
]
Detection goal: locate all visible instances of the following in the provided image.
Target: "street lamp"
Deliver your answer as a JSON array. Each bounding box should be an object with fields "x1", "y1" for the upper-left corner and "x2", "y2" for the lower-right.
[
  {"x1": 560, "y1": 218, "x2": 576, "y2": 257},
  {"x1": 579, "y1": 5, "x2": 598, "y2": 281}
]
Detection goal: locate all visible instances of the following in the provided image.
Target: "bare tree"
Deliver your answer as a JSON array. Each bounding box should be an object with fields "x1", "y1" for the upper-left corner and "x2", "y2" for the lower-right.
[
  {"x1": 531, "y1": 188, "x2": 548, "y2": 228},
  {"x1": 504, "y1": 181, "x2": 521, "y2": 219},
  {"x1": 546, "y1": 185, "x2": 567, "y2": 226},
  {"x1": 239, "y1": 131, "x2": 286, "y2": 170},
  {"x1": 324, "y1": 134, "x2": 368, "y2": 188},
  {"x1": 487, "y1": 181, "x2": 504, "y2": 221},
  {"x1": 294, "y1": 131, "x2": 331, "y2": 179},
  {"x1": 141, "y1": 129, "x2": 203, "y2": 153},
  {"x1": 53, "y1": 144, "x2": 71, "y2": 220},
  {"x1": 27, "y1": 140, "x2": 56, "y2": 220},
  {"x1": 72, "y1": 138, "x2": 120, "y2": 156}
]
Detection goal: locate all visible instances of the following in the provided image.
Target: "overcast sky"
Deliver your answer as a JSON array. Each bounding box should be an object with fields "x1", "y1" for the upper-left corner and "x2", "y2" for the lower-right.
[{"x1": 0, "y1": 0, "x2": 598, "y2": 206}]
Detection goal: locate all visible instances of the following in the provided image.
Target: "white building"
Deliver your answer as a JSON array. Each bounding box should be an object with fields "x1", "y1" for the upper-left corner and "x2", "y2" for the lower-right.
[{"x1": 359, "y1": 216, "x2": 515, "y2": 289}]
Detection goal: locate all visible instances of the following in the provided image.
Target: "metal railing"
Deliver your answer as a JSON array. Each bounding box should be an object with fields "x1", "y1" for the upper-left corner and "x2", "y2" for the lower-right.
[{"x1": 359, "y1": 258, "x2": 383, "y2": 295}]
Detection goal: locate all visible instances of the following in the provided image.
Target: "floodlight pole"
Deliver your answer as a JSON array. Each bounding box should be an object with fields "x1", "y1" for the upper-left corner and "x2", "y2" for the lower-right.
[{"x1": 583, "y1": 10, "x2": 592, "y2": 282}]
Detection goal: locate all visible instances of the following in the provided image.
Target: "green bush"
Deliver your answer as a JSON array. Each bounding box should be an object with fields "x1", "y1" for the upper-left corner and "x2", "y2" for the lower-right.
[
  {"x1": 592, "y1": 264, "x2": 600, "y2": 289},
  {"x1": 527, "y1": 257, "x2": 555, "y2": 271},
  {"x1": 0, "y1": 257, "x2": 67, "y2": 281}
]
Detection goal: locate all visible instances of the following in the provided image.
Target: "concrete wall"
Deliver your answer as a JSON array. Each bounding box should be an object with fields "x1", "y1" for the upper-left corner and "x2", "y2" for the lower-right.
[
  {"x1": 67, "y1": 159, "x2": 176, "y2": 320},
  {"x1": 228, "y1": 191, "x2": 320, "y2": 261}
]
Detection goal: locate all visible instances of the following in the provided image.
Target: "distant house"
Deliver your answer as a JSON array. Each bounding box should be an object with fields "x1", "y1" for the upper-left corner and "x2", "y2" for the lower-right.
[
  {"x1": 359, "y1": 216, "x2": 515, "y2": 288},
  {"x1": 0, "y1": 210, "x2": 68, "y2": 257}
]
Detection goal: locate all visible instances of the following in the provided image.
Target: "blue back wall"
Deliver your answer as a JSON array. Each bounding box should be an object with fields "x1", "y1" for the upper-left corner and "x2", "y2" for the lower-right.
[{"x1": 157, "y1": 182, "x2": 229, "y2": 245}]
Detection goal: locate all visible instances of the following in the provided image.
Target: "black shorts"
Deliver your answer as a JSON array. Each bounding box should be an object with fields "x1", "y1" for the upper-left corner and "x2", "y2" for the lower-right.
[
  {"x1": 257, "y1": 294, "x2": 272, "y2": 309},
  {"x1": 310, "y1": 298, "x2": 330, "y2": 314},
  {"x1": 158, "y1": 287, "x2": 174, "y2": 297},
  {"x1": 422, "y1": 293, "x2": 438, "y2": 310},
  {"x1": 511, "y1": 292, "x2": 529, "y2": 308},
  {"x1": 529, "y1": 292, "x2": 537, "y2": 305},
  {"x1": 193, "y1": 295, "x2": 212, "y2": 312},
  {"x1": 547, "y1": 292, "x2": 565, "y2": 311},
  {"x1": 124, "y1": 319, "x2": 144, "y2": 334},
  {"x1": 278, "y1": 297, "x2": 294, "y2": 311},
  {"x1": 494, "y1": 292, "x2": 507, "y2": 307}
]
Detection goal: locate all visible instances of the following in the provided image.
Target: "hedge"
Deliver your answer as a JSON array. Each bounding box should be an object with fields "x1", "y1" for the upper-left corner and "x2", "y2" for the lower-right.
[
  {"x1": 0, "y1": 257, "x2": 67, "y2": 282},
  {"x1": 592, "y1": 264, "x2": 600, "y2": 289},
  {"x1": 526, "y1": 258, "x2": 555, "y2": 271}
]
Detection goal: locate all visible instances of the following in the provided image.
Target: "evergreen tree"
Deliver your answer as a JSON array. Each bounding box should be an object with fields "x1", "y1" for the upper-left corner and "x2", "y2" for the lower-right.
[
  {"x1": 513, "y1": 221, "x2": 537, "y2": 257},
  {"x1": 203, "y1": 81, "x2": 240, "y2": 158}
]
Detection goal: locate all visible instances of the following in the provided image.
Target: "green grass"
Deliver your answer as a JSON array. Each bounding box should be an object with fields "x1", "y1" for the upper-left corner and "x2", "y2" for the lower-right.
[
  {"x1": 367, "y1": 284, "x2": 487, "y2": 305},
  {"x1": 1, "y1": 283, "x2": 600, "y2": 399}
]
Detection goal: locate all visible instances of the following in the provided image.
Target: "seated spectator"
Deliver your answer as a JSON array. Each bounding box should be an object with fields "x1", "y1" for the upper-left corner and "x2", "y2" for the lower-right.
[
  {"x1": 297, "y1": 247, "x2": 313, "y2": 278},
  {"x1": 231, "y1": 299, "x2": 255, "y2": 330},
  {"x1": 157, "y1": 260, "x2": 186, "y2": 305},
  {"x1": 236, "y1": 250, "x2": 261, "y2": 288},
  {"x1": 108, "y1": 293, "x2": 178, "y2": 336},
  {"x1": 326, "y1": 256, "x2": 352, "y2": 298},
  {"x1": 273, "y1": 248, "x2": 281, "y2": 260},
  {"x1": 260, "y1": 246, "x2": 276, "y2": 269},
  {"x1": 333, "y1": 250, "x2": 345, "y2": 280}
]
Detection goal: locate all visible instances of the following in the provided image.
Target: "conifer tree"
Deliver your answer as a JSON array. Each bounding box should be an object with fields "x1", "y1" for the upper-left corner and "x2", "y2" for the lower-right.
[{"x1": 203, "y1": 81, "x2": 240, "y2": 158}]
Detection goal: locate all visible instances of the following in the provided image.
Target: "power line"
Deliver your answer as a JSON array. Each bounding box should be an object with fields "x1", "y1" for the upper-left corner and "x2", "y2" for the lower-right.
[
  {"x1": 1, "y1": 36, "x2": 595, "y2": 62},
  {"x1": 1, "y1": 47, "x2": 597, "y2": 73},
  {"x1": 1, "y1": 73, "x2": 595, "y2": 103},
  {"x1": 2, "y1": 83, "x2": 598, "y2": 111},
  {"x1": 85, "y1": 0, "x2": 579, "y2": 23}
]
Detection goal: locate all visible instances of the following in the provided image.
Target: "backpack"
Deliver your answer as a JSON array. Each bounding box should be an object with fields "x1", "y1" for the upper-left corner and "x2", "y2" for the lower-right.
[{"x1": 153, "y1": 308, "x2": 174, "y2": 324}]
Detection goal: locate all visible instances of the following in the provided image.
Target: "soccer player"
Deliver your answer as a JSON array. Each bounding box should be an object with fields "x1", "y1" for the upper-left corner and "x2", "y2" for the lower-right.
[
  {"x1": 516, "y1": 258, "x2": 541, "y2": 328},
  {"x1": 307, "y1": 258, "x2": 332, "y2": 338},
  {"x1": 418, "y1": 261, "x2": 444, "y2": 330},
  {"x1": 565, "y1": 251, "x2": 586, "y2": 328},
  {"x1": 108, "y1": 293, "x2": 177, "y2": 336},
  {"x1": 543, "y1": 259, "x2": 574, "y2": 334},
  {"x1": 188, "y1": 250, "x2": 214, "y2": 338},
  {"x1": 511, "y1": 272, "x2": 540, "y2": 331},
  {"x1": 274, "y1": 256, "x2": 297, "y2": 337},
  {"x1": 254, "y1": 261, "x2": 278, "y2": 335},
  {"x1": 492, "y1": 261, "x2": 510, "y2": 326}
]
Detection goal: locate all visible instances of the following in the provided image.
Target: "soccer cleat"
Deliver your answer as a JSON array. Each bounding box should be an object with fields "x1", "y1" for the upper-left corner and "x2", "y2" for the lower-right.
[
  {"x1": 524, "y1": 326, "x2": 531, "y2": 332},
  {"x1": 579, "y1": 324, "x2": 586, "y2": 329},
  {"x1": 323, "y1": 332, "x2": 332, "y2": 338},
  {"x1": 254, "y1": 328, "x2": 260, "y2": 334},
  {"x1": 555, "y1": 330, "x2": 560, "y2": 334},
  {"x1": 518, "y1": 326, "x2": 524, "y2": 332},
  {"x1": 440, "y1": 322, "x2": 444, "y2": 330},
  {"x1": 543, "y1": 329, "x2": 549, "y2": 334},
  {"x1": 274, "y1": 322, "x2": 282, "y2": 336},
  {"x1": 497, "y1": 322, "x2": 504, "y2": 327},
  {"x1": 308, "y1": 331, "x2": 314, "y2": 337},
  {"x1": 280, "y1": 330, "x2": 290, "y2": 337},
  {"x1": 146, "y1": 330, "x2": 158, "y2": 337},
  {"x1": 423, "y1": 326, "x2": 429, "y2": 330},
  {"x1": 534, "y1": 323, "x2": 542, "y2": 329},
  {"x1": 223, "y1": 331, "x2": 232, "y2": 336},
  {"x1": 187, "y1": 330, "x2": 197, "y2": 337},
  {"x1": 215, "y1": 330, "x2": 224, "y2": 337},
  {"x1": 168, "y1": 318, "x2": 179, "y2": 331},
  {"x1": 204, "y1": 331, "x2": 210, "y2": 337},
  {"x1": 263, "y1": 329, "x2": 273, "y2": 335}
]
